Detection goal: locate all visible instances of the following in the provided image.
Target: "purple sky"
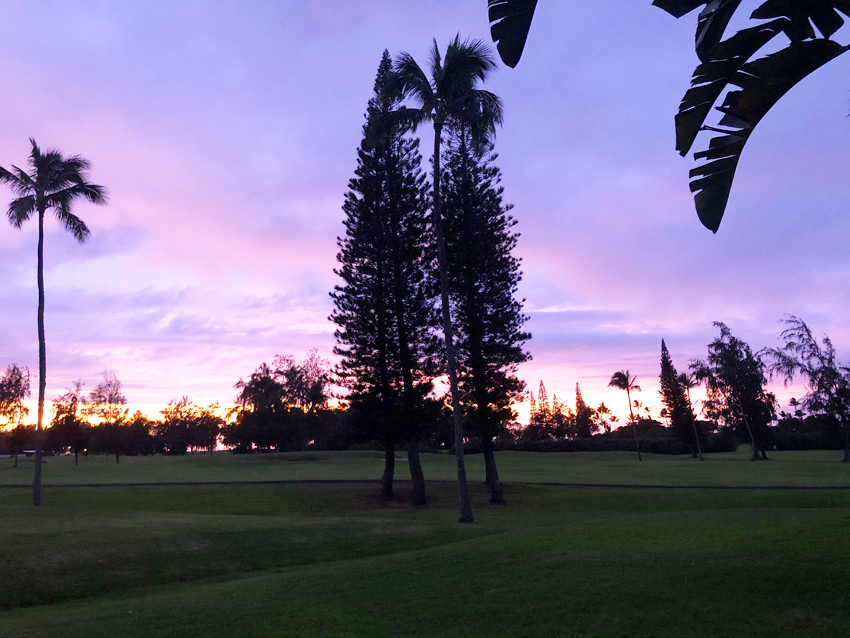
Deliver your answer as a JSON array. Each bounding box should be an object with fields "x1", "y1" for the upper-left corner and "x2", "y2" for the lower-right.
[{"x1": 1, "y1": 2, "x2": 848, "y2": 422}]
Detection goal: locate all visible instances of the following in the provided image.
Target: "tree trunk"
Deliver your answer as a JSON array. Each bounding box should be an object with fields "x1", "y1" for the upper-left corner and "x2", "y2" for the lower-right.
[
  {"x1": 626, "y1": 388, "x2": 642, "y2": 462},
  {"x1": 482, "y1": 435, "x2": 505, "y2": 504},
  {"x1": 407, "y1": 442, "x2": 426, "y2": 506},
  {"x1": 74, "y1": 451, "x2": 79, "y2": 466},
  {"x1": 115, "y1": 453, "x2": 120, "y2": 464},
  {"x1": 34, "y1": 208, "x2": 46, "y2": 507},
  {"x1": 381, "y1": 444, "x2": 395, "y2": 497},
  {"x1": 13, "y1": 451, "x2": 18, "y2": 468},
  {"x1": 738, "y1": 403, "x2": 759, "y2": 461},
  {"x1": 843, "y1": 426, "x2": 850, "y2": 463},
  {"x1": 687, "y1": 389, "x2": 704, "y2": 461},
  {"x1": 433, "y1": 122, "x2": 473, "y2": 523}
]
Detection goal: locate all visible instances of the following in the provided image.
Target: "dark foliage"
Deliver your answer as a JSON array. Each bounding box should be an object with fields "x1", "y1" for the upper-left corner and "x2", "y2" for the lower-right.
[
  {"x1": 691, "y1": 322, "x2": 776, "y2": 460},
  {"x1": 225, "y1": 352, "x2": 332, "y2": 453},
  {"x1": 441, "y1": 130, "x2": 530, "y2": 500},
  {"x1": 659, "y1": 340, "x2": 700, "y2": 455},
  {"x1": 331, "y1": 51, "x2": 439, "y2": 500}
]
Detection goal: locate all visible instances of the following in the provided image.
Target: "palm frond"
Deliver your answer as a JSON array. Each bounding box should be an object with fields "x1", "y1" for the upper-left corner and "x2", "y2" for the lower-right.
[
  {"x1": 54, "y1": 206, "x2": 91, "y2": 243},
  {"x1": 382, "y1": 106, "x2": 428, "y2": 132},
  {"x1": 441, "y1": 36, "x2": 498, "y2": 96},
  {"x1": 460, "y1": 89, "x2": 504, "y2": 140},
  {"x1": 392, "y1": 52, "x2": 435, "y2": 109},
  {"x1": 7, "y1": 196, "x2": 36, "y2": 227},
  {"x1": 429, "y1": 37, "x2": 443, "y2": 83},
  {"x1": 0, "y1": 165, "x2": 35, "y2": 197}
]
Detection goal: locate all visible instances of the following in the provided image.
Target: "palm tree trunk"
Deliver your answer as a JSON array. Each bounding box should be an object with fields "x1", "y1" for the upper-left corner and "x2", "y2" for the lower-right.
[
  {"x1": 34, "y1": 208, "x2": 46, "y2": 507},
  {"x1": 433, "y1": 122, "x2": 473, "y2": 523},
  {"x1": 626, "y1": 388, "x2": 641, "y2": 462}
]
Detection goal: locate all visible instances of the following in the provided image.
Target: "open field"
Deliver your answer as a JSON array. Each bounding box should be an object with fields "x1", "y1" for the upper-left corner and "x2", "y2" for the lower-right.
[
  {"x1": 1, "y1": 451, "x2": 849, "y2": 637},
  {"x1": 2, "y1": 448, "x2": 850, "y2": 488}
]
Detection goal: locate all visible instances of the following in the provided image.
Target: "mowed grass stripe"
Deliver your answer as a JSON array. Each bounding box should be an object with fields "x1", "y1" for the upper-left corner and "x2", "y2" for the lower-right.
[
  {"x1": 2, "y1": 449, "x2": 850, "y2": 487},
  {"x1": 1, "y1": 504, "x2": 847, "y2": 638}
]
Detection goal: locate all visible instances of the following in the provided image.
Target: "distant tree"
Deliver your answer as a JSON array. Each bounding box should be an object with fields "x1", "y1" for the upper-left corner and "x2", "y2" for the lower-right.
[
  {"x1": 442, "y1": 131, "x2": 530, "y2": 503},
  {"x1": 691, "y1": 322, "x2": 776, "y2": 461},
  {"x1": 391, "y1": 35, "x2": 503, "y2": 523},
  {"x1": 86, "y1": 371, "x2": 128, "y2": 463},
  {"x1": 157, "y1": 397, "x2": 194, "y2": 455},
  {"x1": 1, "y1": 363, "x2": 31, "y2": 466},
  {"x1": 331, "y1": 51, "x2": 436, "y2": 502},
  {"x1": 1, "y1": 139, "x2": 107, "y2": 505},
  {"x1": 0, "y1": 364, "x2": 30, "y2": 427},
  {"x1": 659, "y1": 339, "x2": 702, "y2": 459},
  {"x1": 677, "y1": 372, "x2": 705, "y2": 460},
  {"x1": 525, "y1": 381, "x2": 574, "y2": 440},
  {"x1": 532, "y1": 380, "x2": 550, "y2": 425},
  {"x1": 229, "y1": 352, "x2": 333, "y2": 453},
  {"x1": 125, "y1": 410, "x2": 155, "y2": 456},
  {"x1": 487, "y1": 1, "x2": 850, "y2": 231},
  {"x1": 761, "y1": 316, "x2": 850, "y2": 462},
  {"x1": 573, "y1": 383, "x2": 596, "y2": 438},
  {"x1": 274, "y1": 350, "x2": 332, "y2": 415},
  {"x1": 157, "y1": 399, "x2": 222, "y2": 455},
  {"x1": 595, "y1": 402, "x2": 614, "y2": 434},
  {"x1": 609, "y1": 370, "x2": 643, "y2": 461},
  {"x1": 190, "y1": 403, "x2": 224, "y2": 456},
  {"x1": 49, "y1": 381, "x2": 88, "y2": 465}
]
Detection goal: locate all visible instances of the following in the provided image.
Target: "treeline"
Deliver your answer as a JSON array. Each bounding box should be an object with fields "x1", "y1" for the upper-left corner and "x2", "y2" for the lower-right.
[
  {"x1": 0, "y1": 353, "x2": 351, "y2": 462},
  {"x1": 0, "y1": 369, "x2": 228, "y2": 463}
]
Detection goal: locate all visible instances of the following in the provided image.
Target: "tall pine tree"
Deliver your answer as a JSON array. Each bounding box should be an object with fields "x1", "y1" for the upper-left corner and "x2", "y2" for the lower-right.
[
  {"x1": 331, "y1": 52, "x2": 437, "y2": 503},
  {"x1": 442, "y1": 130, "x2": 531, "y2": 503},
  {"x1": 659, "y1": 339, "x2": 701, "y2": 459},
  {"x1": 574, "y1": 383, "x2": 595, "y2": 438}
]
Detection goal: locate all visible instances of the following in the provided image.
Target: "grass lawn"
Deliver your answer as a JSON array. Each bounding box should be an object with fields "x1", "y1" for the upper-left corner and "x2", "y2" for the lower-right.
[
  {"x1": 2, "y1": 448, "x2": 849, "y2": 487},
  {"x1": 1, "y1": 450, "x2": 848, "y2": 636}
]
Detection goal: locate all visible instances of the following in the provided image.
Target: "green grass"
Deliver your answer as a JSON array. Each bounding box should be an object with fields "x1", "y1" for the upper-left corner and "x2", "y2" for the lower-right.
[
  {"x1": 1, "y1": 451, "x2": 849, "y2": 636},
  {"x1": 2, "y1": 448, "x2": 849, "y2": 487}
]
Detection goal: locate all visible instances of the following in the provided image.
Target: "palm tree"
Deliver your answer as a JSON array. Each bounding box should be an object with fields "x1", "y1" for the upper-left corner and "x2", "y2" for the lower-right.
[
  {"x1": 609, "y1": 370, "x2": 642, "y2": 462},
  {"x1": 391, "y1": 36, "x2": 503, "y2": 523},
  {"x1": 0, "y1": 139, "x2": 107, "y2": 506},
  {"x1": 678, "y1": 372, "x2": 704, "y2": 461}
]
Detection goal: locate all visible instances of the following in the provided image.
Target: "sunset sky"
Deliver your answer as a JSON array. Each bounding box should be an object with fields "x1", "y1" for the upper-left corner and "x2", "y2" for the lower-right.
[{"x1": 1, "y1": 2, "x2": 848, "y2": 422}]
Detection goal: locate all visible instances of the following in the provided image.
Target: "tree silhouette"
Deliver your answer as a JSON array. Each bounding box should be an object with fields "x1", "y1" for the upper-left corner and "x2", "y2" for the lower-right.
[
  {"x1": 0, "y1": 139, "x2": 107, "y2": 505},
  {"x1": 487, "y1": 1, "x2": 850, "y2": 230},
  {"x1": 761, "y1": 316, "x2": 850, "y2": 462},
  {"x1": 332, "y1": 51, "x2": 437, "y2": 502},
  {"x1": 390, "y1": 35, "x2": 503, "y2": 522},
  {"x1": 691, "y1": 322, "x2": 776, "y2": 461},
  {"x1": 609, "y1": 370, "x2": 643, "y2": 461},
  {"x1": 660, "y1": 339, "x2": 702, "y2": 459},
  {"x1": 0, "y1": 363, "x2": 30, "y2": 428},
  {"x1": 441, "y1": 131, "x2": 530, "y2": 503},
  {"x1": 86, "y1": 371, "x2": 128, "y2": 464},
  {"x1": 677, "y1": 372, "x2": 705, "y2": 460},
  {"x1": 49, "y1": 380, "x2": 88, "y2": 465},
  {"x1": 0, "y1": 363, "x2": 31, "y2": 467}
]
